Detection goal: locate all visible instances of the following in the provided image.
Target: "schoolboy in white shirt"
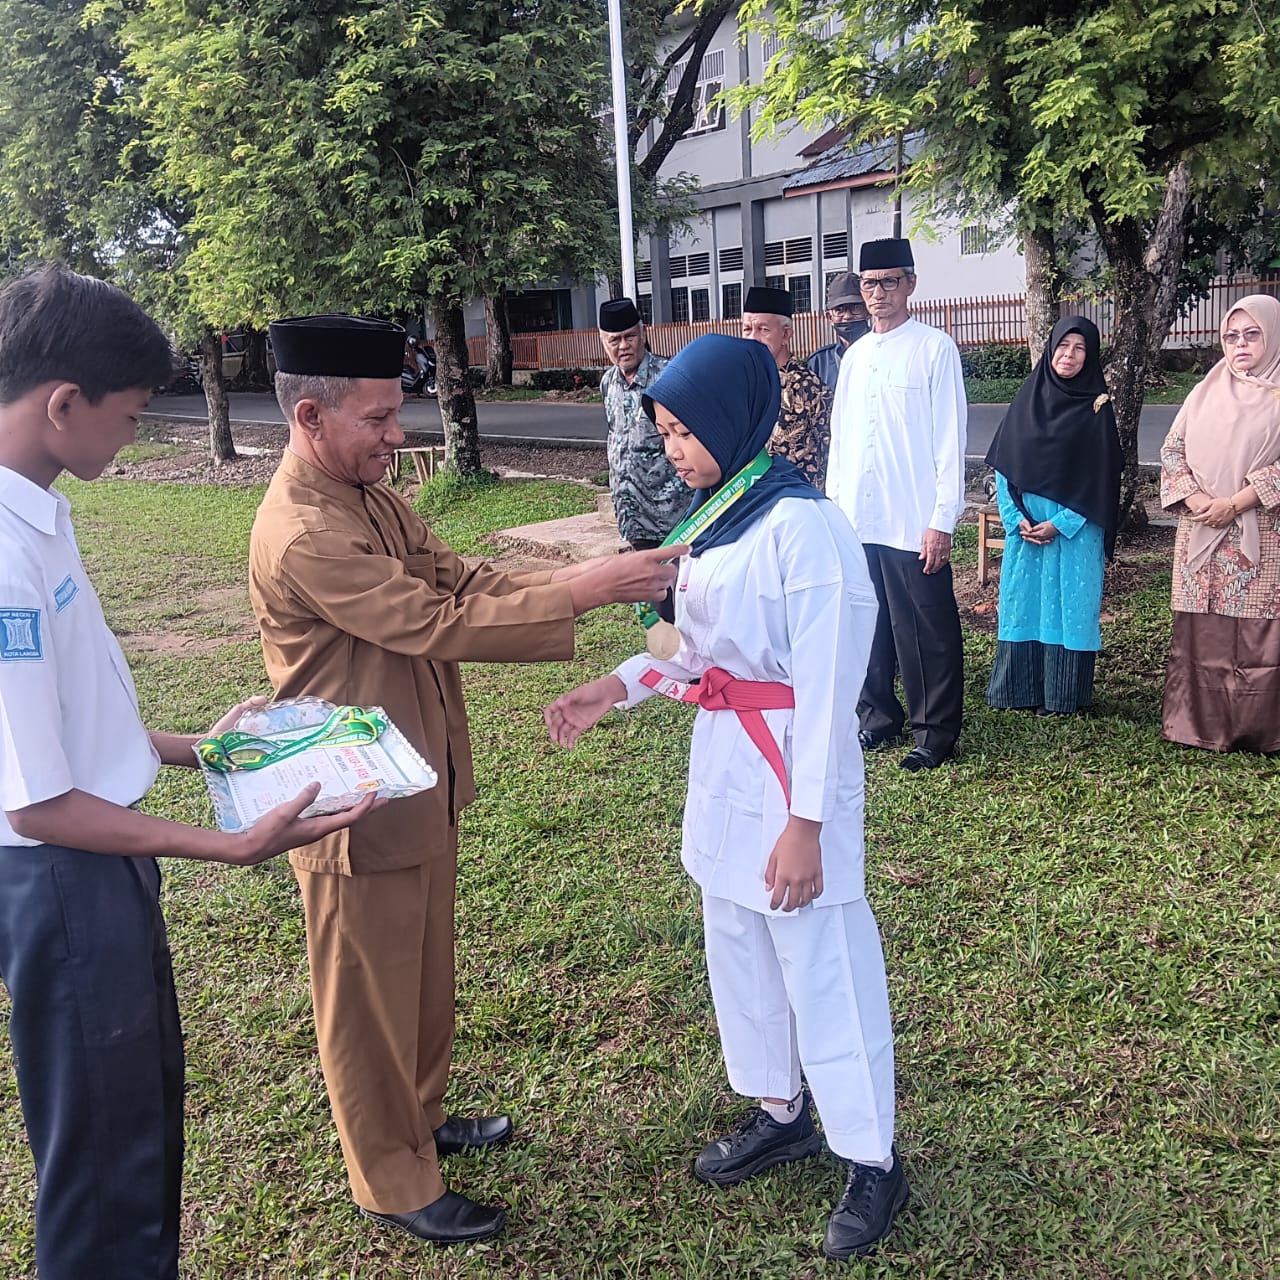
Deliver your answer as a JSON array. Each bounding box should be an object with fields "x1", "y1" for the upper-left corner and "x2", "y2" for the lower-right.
[{"x1": 0, "y1": 265, "x2": 373, "y2": 1280}]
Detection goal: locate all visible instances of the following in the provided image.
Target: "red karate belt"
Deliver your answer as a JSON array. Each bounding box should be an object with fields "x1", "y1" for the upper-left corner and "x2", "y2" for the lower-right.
[{"x1": 640, "y1": 665, "x2": 795, "y2": 804}]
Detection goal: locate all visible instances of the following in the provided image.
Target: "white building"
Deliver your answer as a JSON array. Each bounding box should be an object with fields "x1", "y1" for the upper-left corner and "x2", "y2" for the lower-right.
[{"x1": 461, "y1": 7, "x2": 1026, "y2": 340}]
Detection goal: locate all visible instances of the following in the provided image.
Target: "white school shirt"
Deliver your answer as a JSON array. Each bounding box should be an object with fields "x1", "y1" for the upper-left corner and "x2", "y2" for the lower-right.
[
  {"x1": 613, "y1": 497, "x2": 878, "y2": 915},
  {"x1": 0, "y1": 467, "x2": 159, "y2": 846},
  {"x1": 827, "y1": 316, "x2": 968, "y2": 552}
]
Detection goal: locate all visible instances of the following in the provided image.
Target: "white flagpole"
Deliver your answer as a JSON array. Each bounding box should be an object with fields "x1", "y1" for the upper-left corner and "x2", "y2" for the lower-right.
[{"x1": 606, "y1": 0, "x2": 637, "y2": 300}]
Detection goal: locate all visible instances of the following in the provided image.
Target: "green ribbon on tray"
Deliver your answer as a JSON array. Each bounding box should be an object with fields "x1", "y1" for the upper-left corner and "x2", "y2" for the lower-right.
[
  {"x1": 636, "y1": 447, "x2": 772, "y2": 631},
  {"x1": 196, "y1": 704, "x2": 388, "y2": 773}
]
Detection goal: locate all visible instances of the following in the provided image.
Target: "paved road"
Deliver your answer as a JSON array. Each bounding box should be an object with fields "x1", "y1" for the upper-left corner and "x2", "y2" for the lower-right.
[{"x1": 147, "y1": 392, "x2": 1179, "y2": 465}]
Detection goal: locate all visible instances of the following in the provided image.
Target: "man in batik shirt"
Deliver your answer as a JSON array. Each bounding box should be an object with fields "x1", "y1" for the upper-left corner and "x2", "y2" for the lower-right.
[
  {"x1": 598, "y1": 298, "x2": 687, "y2": 550},
  {"x1": 741, "y1": 286, "x2": 834, "y2": 490}
]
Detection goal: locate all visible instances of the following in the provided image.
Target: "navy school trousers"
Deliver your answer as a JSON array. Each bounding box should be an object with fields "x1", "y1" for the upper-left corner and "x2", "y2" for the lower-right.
[{"x1": 0, "y1": 843, "x2": 183, "y2": 1280}]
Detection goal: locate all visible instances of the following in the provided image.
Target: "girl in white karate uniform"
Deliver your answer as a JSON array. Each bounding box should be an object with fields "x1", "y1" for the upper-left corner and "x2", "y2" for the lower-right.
[{"x1": 545, "y1": 334, "x2": 907, "y2": 1260}]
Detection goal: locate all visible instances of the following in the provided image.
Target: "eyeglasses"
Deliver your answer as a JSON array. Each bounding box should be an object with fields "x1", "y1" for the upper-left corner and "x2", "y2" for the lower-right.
[
  {"x1": 860, "y1": 275, "x2": 907, "y2": 294},
  {"x1": 1223, "y1": 328, "x2": 1264, "y2": 346}
]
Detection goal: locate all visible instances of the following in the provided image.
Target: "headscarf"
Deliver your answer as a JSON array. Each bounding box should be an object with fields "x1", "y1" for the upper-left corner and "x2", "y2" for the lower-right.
[
  {"x1": 1174, "y1": 294, "x2": 1280, "y2": 572},
  {"x1": 985, "y1": 316, "x2": 1124, "y2": 558},
  {"x1": 642, "y1": 334, "x2": 822, "y2": 556}
]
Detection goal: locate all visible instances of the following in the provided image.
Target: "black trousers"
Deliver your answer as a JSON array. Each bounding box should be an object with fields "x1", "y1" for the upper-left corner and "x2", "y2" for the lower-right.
[
  {"x1": 859, "y1": 543, "x2": 965, "y2": 755},
  {"x1": 0, "y1": 845, "x2": 184, "y2": 1280}
]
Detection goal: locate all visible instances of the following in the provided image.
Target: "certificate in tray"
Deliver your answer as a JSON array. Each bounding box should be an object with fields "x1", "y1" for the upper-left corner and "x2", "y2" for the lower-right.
[{"x1": 197, "y1": 696, "x2": 437, "y2": 833}]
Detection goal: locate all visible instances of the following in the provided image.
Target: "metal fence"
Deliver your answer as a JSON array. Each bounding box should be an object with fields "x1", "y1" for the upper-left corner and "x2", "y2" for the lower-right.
[{"x1": 466, "y1": 277, "x2": 1279, "y2": 370}]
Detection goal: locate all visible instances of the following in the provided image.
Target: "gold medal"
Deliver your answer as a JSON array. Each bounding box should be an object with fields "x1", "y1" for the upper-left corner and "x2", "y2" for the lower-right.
[{"x1": 645, "y1": 618, "x2": 683, "y2": 660}]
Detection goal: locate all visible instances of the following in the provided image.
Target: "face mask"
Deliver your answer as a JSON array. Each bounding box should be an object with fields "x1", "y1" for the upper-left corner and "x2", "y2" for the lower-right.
[{"x1": 834, "y1": 319, "x2": 868, "y2": 344}]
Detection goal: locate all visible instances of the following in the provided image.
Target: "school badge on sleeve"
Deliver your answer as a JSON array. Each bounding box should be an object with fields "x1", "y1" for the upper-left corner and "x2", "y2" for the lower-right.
[{"x1": 0, "y1": 608, "x2": 43, "y2": 660}]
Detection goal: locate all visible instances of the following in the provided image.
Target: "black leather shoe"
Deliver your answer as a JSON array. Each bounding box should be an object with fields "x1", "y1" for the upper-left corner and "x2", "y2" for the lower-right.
[
  {"x1": 823, "y1": 1151, "x2": 909, "y2": 1259},
  {"x1": 433, "y1": 1114, "x2": 513, "y2": 1157},
  {"x1": 899, "y1": 746, "x2": 948, "y2": 772},
  {"x1": 360, "y1": 1190, "x2": 506, "y2": 1244},
  {"x1": 693, "y1": 1104, "x2": 822, "y2": 1187},
  {"x1": 858, "y1": 729, "x2": 902, "y2": 751}
]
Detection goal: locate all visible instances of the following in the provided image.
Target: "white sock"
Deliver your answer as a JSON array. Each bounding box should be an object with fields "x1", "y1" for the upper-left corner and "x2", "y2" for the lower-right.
[
  {"x1": 761, "y1": 1093, "x2": 804, "y2": 1125},
  {"x1": 853, "y1": 1154, "x2": 895, "y2": 1172}
]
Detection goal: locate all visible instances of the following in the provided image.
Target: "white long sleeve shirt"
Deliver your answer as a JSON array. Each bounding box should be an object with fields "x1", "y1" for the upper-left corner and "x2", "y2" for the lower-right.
[
  {"x1": 827, "y1": 317, "x2": 968, "y2": 552},
  {"x1": 612, "y1": 497, "x2": 878, "y2": 915}
]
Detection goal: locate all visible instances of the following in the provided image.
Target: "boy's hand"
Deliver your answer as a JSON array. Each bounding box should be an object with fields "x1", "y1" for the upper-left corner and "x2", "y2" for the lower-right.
[
  {"x1": 764, "y1": 816, "x2": 824, "y2": 912},
  {"x1": 222, "y1": 784, "x2": 382, "y2": 867},
  {"x1": 208, "y1": 694, "x2": 270, "y2": 737},
  {"x1": 544, "y1": 676, "x2": 627, "y2": 748}
]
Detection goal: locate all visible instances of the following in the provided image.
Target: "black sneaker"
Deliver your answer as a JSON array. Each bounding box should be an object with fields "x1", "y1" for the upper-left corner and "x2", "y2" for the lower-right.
[
  {"x1": 822, "y1": 1149, "x2": 909, "y2": 1259},
  {"x1": 692, "y1": 1104, "x2": 822, "y2": 1187}
]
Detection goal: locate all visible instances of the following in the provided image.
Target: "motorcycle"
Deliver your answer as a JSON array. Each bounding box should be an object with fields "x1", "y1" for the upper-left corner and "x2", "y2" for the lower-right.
[
  {"x1": 156, "y1": 354, "x2": 203, "y2": 396},
  {"x1": 401, "y1": 341, "x2": 437, "y2": 398}
]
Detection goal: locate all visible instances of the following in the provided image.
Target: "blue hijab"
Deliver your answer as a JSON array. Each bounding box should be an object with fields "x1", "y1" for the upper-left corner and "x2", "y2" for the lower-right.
[{"x1": 643, "y1": 334, "x2": 822, "y2": 556}]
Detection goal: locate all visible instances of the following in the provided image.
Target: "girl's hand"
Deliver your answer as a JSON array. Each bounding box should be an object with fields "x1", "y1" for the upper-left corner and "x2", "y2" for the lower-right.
[
  {"x1": 1022, "y1": 520, "x2": 1059, "y2": 544},
  {"x1": 544, "y1": 676, "x2": 627, "y2": 748},
  {"x1": 764, "y1": 817, "x2": 824, "y2": 912}
]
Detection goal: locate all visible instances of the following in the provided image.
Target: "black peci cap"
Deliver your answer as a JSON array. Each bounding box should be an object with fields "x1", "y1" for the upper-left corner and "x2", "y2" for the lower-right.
[{"x1": 269, "y1": 314, "x2": 406, "y2": 378}]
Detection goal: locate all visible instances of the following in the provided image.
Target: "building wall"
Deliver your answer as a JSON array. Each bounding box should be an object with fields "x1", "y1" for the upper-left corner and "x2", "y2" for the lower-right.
[{"x1": 606, "y1": 8, "x2": 1025, "y2": 324}]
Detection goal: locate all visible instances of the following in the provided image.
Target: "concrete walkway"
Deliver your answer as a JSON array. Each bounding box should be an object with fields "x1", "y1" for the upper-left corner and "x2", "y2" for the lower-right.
[{"x1": 490, "y1": 493, "x2": 624, "y2": 562}]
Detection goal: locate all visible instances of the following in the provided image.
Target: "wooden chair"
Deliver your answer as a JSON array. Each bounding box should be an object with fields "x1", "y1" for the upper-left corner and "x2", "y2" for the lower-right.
[
  {"x1": 392, "y1": 445, "x2": 446, "y2": 485},
  {"x1": 977, "y1": 503, "x2": 1005, "y2": 587}
]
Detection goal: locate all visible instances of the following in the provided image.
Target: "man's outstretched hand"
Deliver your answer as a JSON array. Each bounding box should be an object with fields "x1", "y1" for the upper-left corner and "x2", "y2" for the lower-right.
[{"x1": 562, "y1": 545, "x2": 689, "y2": 615}]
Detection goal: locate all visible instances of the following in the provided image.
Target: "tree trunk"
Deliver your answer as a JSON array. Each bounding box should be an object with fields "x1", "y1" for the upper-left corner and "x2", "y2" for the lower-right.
[
  {"x1": 1093, "y1": 163, "x2": 1192, "y2": 530},
  {"x1": 429, "y1": 298, "x2": 483, "y2": 478},
  {"x1": 484, "y1": 289, "x2": 513, "y2": 388},
  {"x1": 231, "y1": 327, "x2": 271, "y2": 390},
  {"x1": 1023, "y1": 223, "x2": 1061, "y2": 366},
  {"x1": 197, "y1": 329, "x2": 235, "y2": 464}
]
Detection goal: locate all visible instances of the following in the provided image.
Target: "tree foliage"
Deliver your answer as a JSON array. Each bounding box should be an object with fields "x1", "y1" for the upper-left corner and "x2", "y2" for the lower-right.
[
  {"x1": 735, "y1": 0, "x2": 1280, "y2": 516},
  {"x1": 124, "y1": 0, "x2": 617, "y2": 473}
]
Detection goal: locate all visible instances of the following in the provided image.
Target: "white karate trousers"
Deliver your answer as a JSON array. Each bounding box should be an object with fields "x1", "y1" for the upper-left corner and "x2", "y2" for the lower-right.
[{"x1": 701, "y1": 893, "x2": 896, "y2": 1163}]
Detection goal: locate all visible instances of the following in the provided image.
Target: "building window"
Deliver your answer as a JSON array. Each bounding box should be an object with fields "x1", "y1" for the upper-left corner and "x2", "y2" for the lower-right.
[
  {"x1": 687, "y1": 251, "x2": 711, "y2": 277},
  {"x1": 638, "y1": 294, "x2": 653, "y2": 324},
  {"x1": 789, "y1": 275, "x2": 812, "y2": 315},
  {"x1": 636, "y1": 260, "x2": 652, "y2": 283},
  {"x1": 722, "y1": 282, "x2": 742, "y2": 319},
  {"x1": 669, "y1": 254, "x2": 688, "y2": 280},
  {"x1": 764, "y1": 274, "x2": 786, "y2": 292},
  {"x1": 670, "y1": 287, "x2": 690, "y2": 324},
  {"x1": 719, "y1": 246, "x2": 743, "y2": 273},
  {"x1": 822, "y1": 231, "x2": 849, "y2": 260},
  {"x1": 665, "y1": 49, "x2": 726, "y2": 136},
  {"x1": 691, "y1": 288, "x2": 711, "y2": 322},
  {"x1": 764, "y1": 240, "x2": 785, "y2": 268},
  {"x1": 960, "y1": 224, "x2": 992, "y2": 256}
]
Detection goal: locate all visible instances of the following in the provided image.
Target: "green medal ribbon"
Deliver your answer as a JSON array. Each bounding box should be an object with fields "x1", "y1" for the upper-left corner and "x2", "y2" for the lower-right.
[
  {"x1": 196, "y1": 704, "x2": 388, "y2": 773},
  {"x1": 637, "y1": 448, "x2": 773, "y2": 630}
]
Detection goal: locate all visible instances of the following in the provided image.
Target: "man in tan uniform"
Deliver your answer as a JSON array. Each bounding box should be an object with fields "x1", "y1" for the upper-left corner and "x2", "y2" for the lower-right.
[{"x1": 249, "y1": 314, "x2": 681, "y2": 1246}]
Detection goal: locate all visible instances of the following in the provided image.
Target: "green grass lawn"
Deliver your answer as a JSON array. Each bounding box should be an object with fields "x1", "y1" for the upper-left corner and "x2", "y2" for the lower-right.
[{"x1": 1, "y1": 477, "x2": 1276, "y2": 1278}]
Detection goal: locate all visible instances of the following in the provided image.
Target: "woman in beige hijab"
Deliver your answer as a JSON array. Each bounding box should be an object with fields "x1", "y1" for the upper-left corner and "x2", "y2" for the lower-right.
[{"x1": 1160, "y1": 294, "x2": 1280, "y2": 751}]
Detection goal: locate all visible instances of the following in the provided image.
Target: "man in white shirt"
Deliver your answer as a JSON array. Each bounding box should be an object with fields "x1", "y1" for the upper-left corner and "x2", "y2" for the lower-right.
[
  {"x1": 827, "y1": 238, "x2": 967, "y2": 771},
  {"x1": 0, "y1": 265, "x2": 372, "y2": 1280}
]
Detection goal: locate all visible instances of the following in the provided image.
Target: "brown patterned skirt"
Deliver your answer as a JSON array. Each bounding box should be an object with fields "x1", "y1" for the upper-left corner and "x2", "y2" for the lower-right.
[{"x1": 1162, "y1": 611, "x2": 1280, "y2": 752}]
